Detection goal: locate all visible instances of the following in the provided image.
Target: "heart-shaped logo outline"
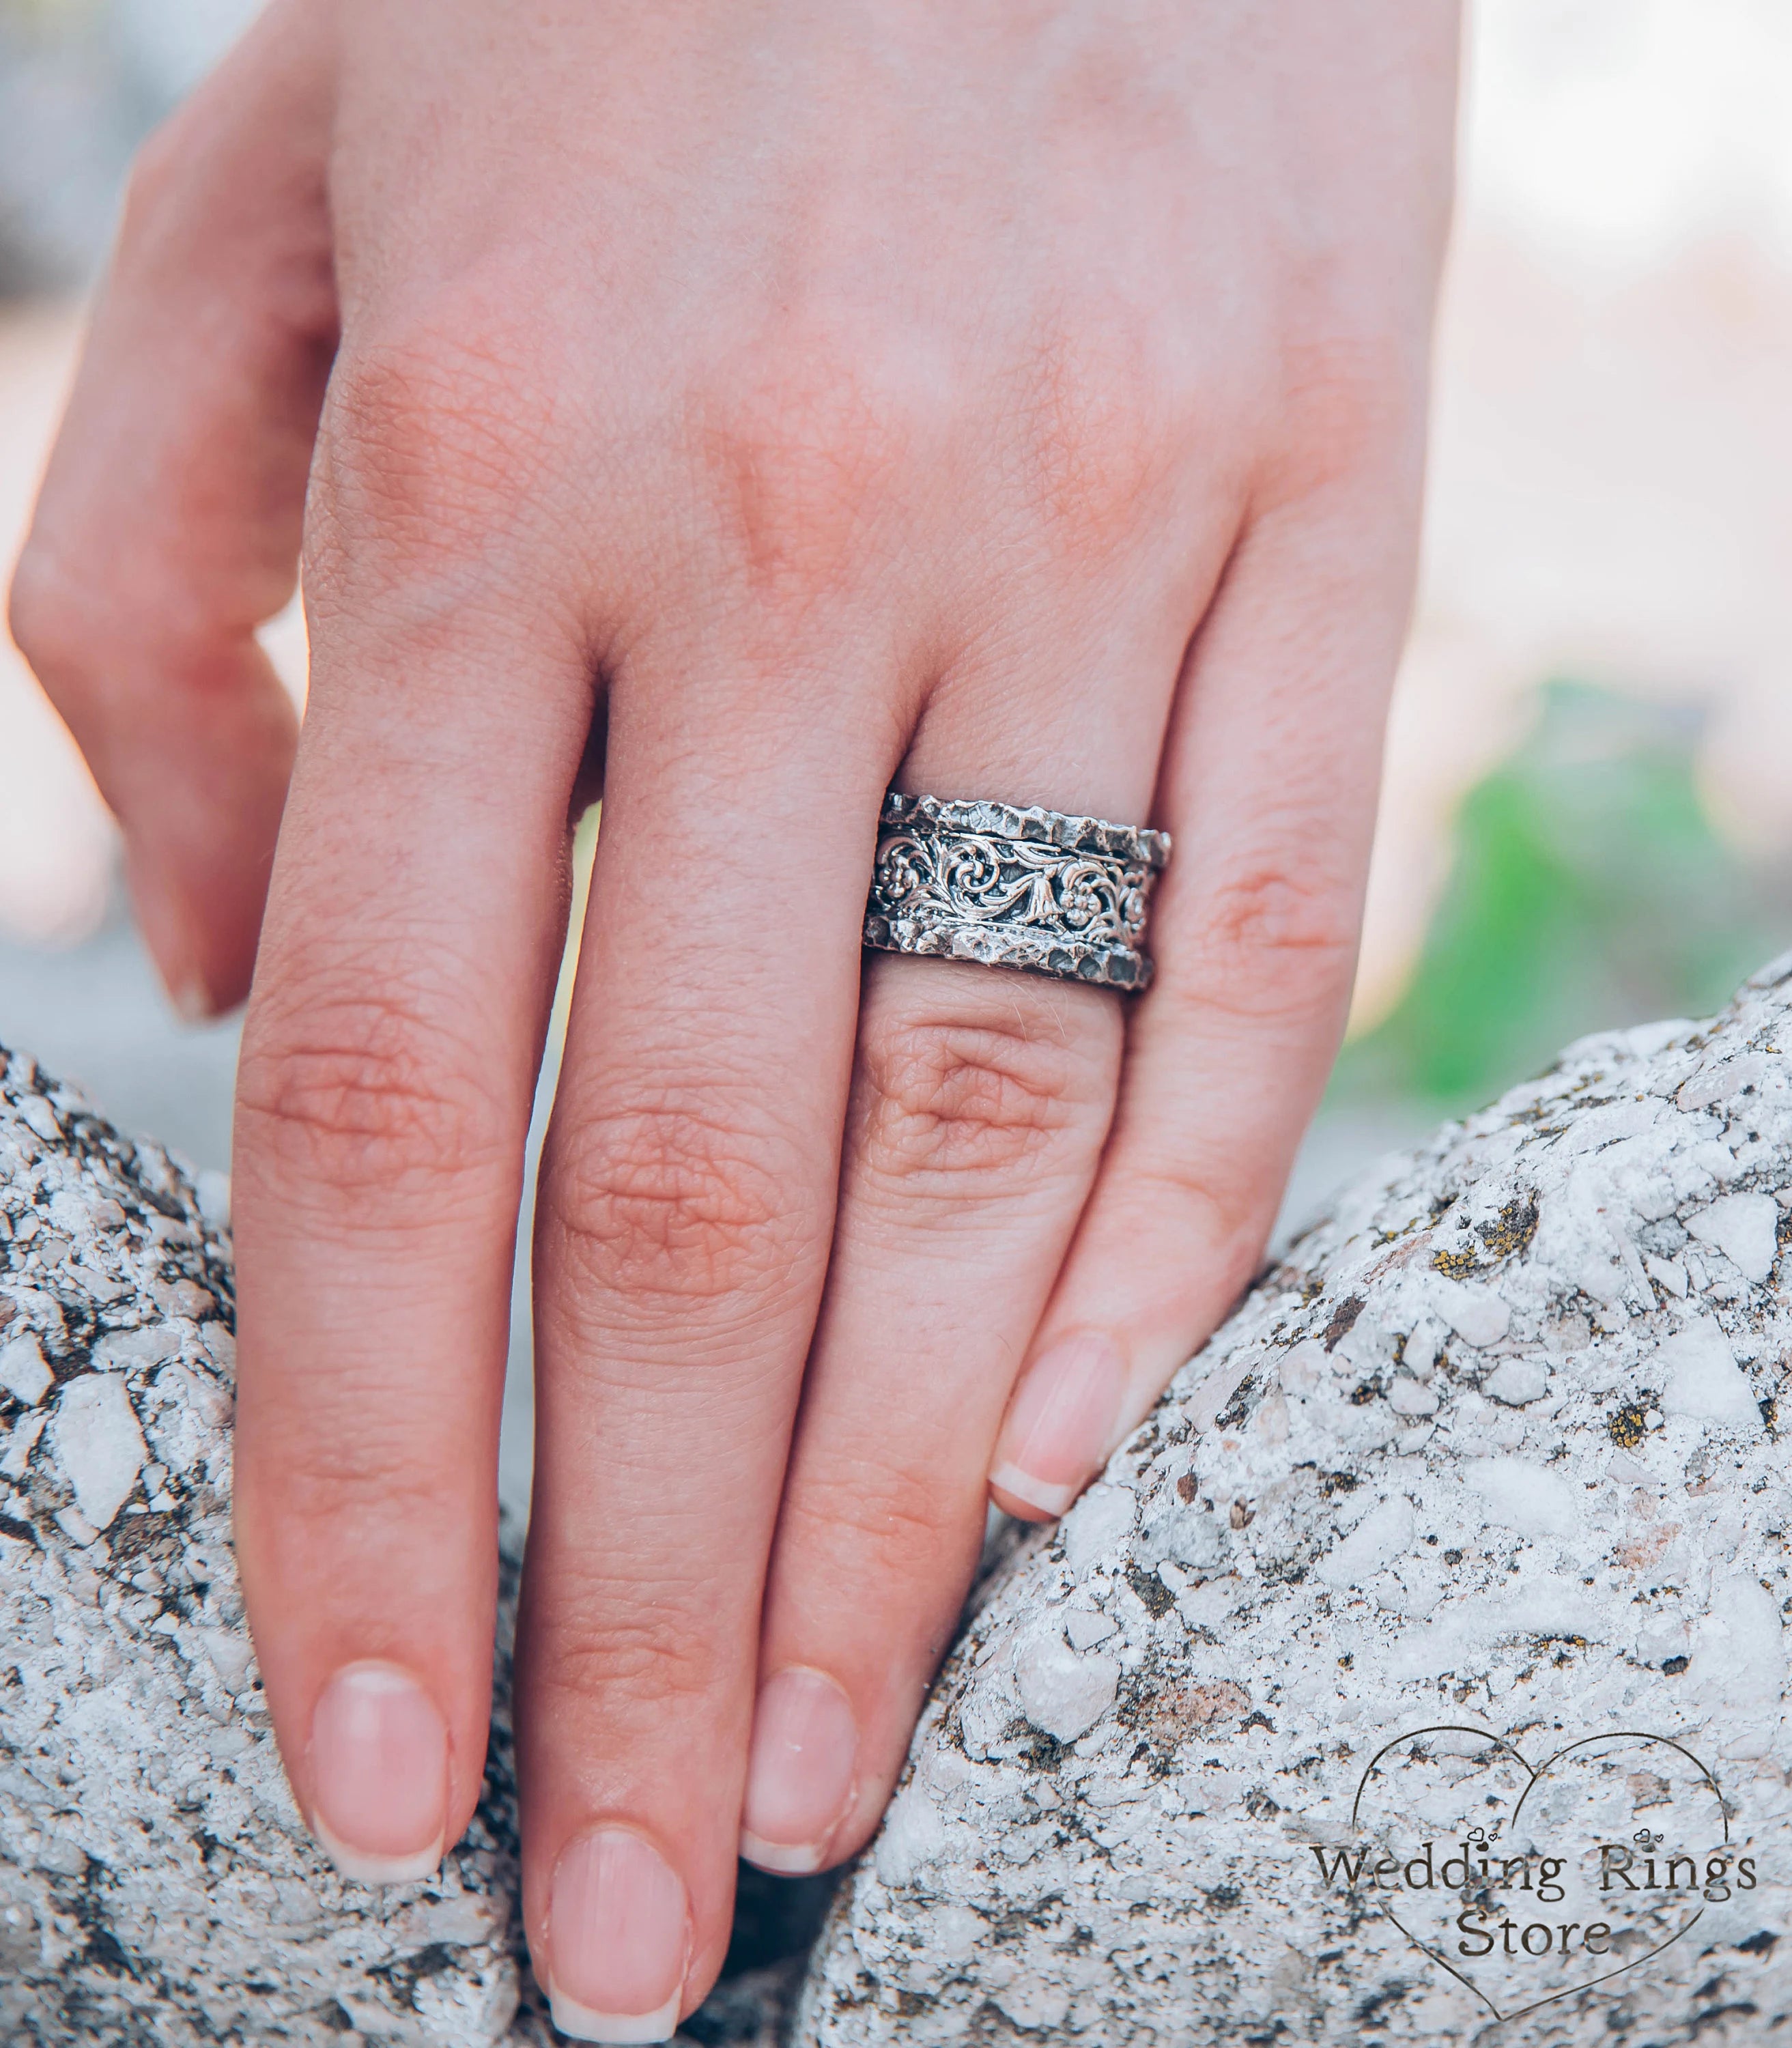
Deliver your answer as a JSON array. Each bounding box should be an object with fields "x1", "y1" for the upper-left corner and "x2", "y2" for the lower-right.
[{"x1": 1348, "y1": 1723, "x2": 1729, "y2": 2025}]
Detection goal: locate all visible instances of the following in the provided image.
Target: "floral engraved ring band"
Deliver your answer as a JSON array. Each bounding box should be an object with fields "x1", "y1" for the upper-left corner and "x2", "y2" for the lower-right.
[{"x1": 864, "y1": 791, "x2": 1172, "y2": 991}]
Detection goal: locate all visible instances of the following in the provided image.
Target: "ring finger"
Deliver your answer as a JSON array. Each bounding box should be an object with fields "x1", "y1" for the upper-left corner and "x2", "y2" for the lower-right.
[{"x1": 743, "y1": 553, "x2": 1221, "y2": 1874}]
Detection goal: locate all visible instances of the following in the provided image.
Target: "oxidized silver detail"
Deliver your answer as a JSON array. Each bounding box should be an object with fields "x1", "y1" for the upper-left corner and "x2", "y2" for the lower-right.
[{"x1": 864, "y1": 792, "x2": 1171, "y2": 991}]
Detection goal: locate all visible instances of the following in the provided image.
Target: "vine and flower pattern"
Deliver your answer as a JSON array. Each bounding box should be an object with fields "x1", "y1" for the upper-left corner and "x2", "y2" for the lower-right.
[{"x1": 864, "y1": 793, "x2": 1171, "y2": 991}]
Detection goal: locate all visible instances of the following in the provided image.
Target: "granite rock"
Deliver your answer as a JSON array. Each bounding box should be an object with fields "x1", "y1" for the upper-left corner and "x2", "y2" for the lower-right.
[
  {"x1": 0, "y1": 1046, "x2": 799, "y2": 2047},
  {"x1": 13, "y1": 945, "x2": 1792, "y2": 2047}
]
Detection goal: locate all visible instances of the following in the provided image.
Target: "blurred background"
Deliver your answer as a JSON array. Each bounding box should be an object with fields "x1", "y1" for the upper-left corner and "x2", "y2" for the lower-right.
[{"x1": 3, "y1": 0, "x2": 1792, "y2": 1232}]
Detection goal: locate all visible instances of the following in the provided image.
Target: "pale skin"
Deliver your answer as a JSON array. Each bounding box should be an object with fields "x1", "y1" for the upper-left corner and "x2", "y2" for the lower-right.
[{"x1": 10, "y1": 1, "x2": 1458, "y2": 2037}]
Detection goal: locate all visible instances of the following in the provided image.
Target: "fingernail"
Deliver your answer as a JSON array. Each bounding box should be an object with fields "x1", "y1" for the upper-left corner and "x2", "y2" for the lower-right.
[
  {"x1": 547, "y1": 1827, "x2": 689, "y2": 2043},
  {"x1": 739, "y1": 1666, "x2": 858, "y2": 1875},
  {"x1": 308, "y1": 1662, "x2": 449, "y2": 1885},
  {"x1": 989, "y1": 1332, "x2": 1128, "y2": 1518}
]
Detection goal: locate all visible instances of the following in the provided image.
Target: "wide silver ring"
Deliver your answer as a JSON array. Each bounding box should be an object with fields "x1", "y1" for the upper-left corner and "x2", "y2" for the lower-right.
[{"x1": 863, "y1": 791, "x2": 1171, "y2": 991}]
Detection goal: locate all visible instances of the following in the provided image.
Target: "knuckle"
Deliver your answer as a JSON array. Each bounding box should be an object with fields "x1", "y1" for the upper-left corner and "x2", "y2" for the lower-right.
[
  {"x1": 5, "y1": 548, "x2": 81, "y2": 689},
  {"x1": 1126, "y1": 1159, "x2": 1251, "y2": 1252},
  {"x1": 1175, "y1": 853, "x2": 1361, "y2": 1025},
  {"x1": 1021, "y1": 328, "x2": 1179, "y2": 552},
  {"x1": 526, "y1": 1587, "x2": 723, "y2": 1712},
  {"x1": 236, "y1": 982, "x2": 513, "y2": 1216},
  {"x1": 543, "y1": 1100, "x2": 811, "y2": 1309},
  {"x1": 113, "y1": 100, "x2": 253, "y2": 289},
  {"x1": 786, "y1": 1457, "x2": 965, "y2": 1583},
  {"x1": 700, "y1": 326, "x2": 917, "y2": 599},
  {"x1": 855, "y1": 1004, "x2": 1109, "y2": 1196},
  {"x1": 1266, "y1": 333, "x2": 1412, "y2": 501},
  {"x1": 1124, "y1": 1161, "x2": 1274, "y2": 1298},
  {"x1": 312, "y1": 299, "x2": 552, "y2": 597},
  {"x1": 12, "y1": 512, "x2": 176, "y2": 725},
  {"x1": 8, "y1": 544, "x2": 141, "y2": 703},
  {"x1": 259, "y1": 1424, "x2": 457, "y2": 1531},
  {"x1": 116, "y1": 109, "x2": 201, "y2": 244}
]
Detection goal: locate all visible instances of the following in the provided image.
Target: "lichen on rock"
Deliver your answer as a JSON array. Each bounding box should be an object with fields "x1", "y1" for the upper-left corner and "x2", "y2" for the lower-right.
[{"x1": 795, "y1": 956, "x2": 1792, "y2": 2045}]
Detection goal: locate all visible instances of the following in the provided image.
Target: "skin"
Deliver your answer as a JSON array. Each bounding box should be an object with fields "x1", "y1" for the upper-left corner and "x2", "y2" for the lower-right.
[{"x1": 11, "y1": 0, "x2": 1458, "y2": 2029}]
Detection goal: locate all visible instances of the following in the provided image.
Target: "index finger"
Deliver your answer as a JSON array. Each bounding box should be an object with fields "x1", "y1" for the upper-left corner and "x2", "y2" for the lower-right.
[{"x1": 231, "y1": 524, "x2": 591, "y2": 1880}]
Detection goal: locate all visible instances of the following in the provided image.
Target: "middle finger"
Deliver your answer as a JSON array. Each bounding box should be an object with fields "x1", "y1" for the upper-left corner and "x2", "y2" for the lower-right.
[{"x1": 520, "y1": 625, "x2": 897, "y2": 2038}]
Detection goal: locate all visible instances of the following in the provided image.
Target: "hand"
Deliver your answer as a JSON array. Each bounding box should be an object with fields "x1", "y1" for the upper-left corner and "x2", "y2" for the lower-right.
[{"x1": 12, "y1": 1, "x2": 1457, "y2": 2034}]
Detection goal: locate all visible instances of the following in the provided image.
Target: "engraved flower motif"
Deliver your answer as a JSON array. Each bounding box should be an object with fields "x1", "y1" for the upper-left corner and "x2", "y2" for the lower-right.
[
  {"x1": 877, "y1": 836, "x2": 932, "y2": 907},
  {"x1": 1059, "y1": 865, "x2": 1119, "y2": 935}
]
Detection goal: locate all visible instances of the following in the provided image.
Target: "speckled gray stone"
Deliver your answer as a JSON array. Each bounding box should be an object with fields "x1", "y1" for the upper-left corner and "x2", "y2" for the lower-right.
[
  {"x1": 15, "y1": 947, "x2": 1792, "y2": 2048},
  {"x1": 795, "y1": 955, "x2": 1792, "y2": 2046},
  {"x1": 0, "y1": 1046, "x2": 554, "y2": 2045},
  {"x1": 0, "y1": 1046, "x2": 798, "y2": 2048}
]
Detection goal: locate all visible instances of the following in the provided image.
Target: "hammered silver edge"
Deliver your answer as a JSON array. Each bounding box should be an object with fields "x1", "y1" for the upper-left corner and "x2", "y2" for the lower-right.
[
  {"x1": 864, "y1": 911, "x2": 1154, "y2": 991},
  {"x1": 879, "y1": 791, "x2": 1171, "y2": 871}
]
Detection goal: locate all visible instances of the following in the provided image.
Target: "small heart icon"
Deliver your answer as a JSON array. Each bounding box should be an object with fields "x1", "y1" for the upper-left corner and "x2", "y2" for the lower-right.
[{"x1": 1336, "y1": 1724, "x2": 1738, "y2": 2023}]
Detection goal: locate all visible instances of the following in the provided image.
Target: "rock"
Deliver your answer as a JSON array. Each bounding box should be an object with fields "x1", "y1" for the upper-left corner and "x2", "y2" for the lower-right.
[
  {"x1": 16, "y1": 948, "x2": 1792, "y2": 2048},
  {"x1": 1686, "y1": 1192, "x2": 1780, "y2": 1285},
  {"x1": 1013, "y1": 1629, "x2": 1120, "y2": 1745},
  {"x1": 1658, "y1": 1317, "x2": 1762, "y2": 1430},
  {"x1": 0, "y1": 1047, "x2": 804, "y2": 2047},
  {"x1": 1461, "y1": 1454, "x2": 1580, "y2": 1539},
  {"x1": 1483, "y1": 1356, "x2": 1550, "y2": 1407},
  {"x1": 49, "y1": 1368, "x2": 147, "y2": 1528},
  {"x1": 0, "y1": 1049, "x2": 549, "y2": 2045},
  {"x1": 0, "y1": 1328, "x2": 53, "y2": 1406},
  {"x1": 795, "y1": 955, "x2": 1792, "y2": 2046}
]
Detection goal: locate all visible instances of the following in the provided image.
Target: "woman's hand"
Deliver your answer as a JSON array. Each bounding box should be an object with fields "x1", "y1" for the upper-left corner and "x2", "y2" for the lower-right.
[{"x1": 11, "y1": 1, "x2": 1456, "y2": 2034}]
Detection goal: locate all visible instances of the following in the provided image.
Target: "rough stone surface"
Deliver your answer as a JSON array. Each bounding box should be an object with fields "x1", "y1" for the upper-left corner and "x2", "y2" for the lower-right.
[
  {"x1": 795, "y1": 956, "x2": 1792, "y2": 2045},
  {"x1": 0, "y1": 1046, "x2": 799, "y2": 2047},
  {"x1": 14, "y1": 950, "x2": 1792, "y2": 2047}
]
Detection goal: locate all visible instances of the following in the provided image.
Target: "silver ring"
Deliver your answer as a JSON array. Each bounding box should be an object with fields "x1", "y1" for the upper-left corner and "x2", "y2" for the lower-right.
[{"x1": 864, "y1": 791, "x2": 1171, "y2": 991}]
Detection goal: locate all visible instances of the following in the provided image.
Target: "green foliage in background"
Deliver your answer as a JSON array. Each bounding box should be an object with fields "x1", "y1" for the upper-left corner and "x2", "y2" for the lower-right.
[{"x1": 1335, "y1": 681, "x2": 1790, "y2": 1113}]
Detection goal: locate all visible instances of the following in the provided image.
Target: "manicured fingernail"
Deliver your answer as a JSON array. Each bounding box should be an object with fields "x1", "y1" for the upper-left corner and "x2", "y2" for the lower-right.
[
  {"x1": 990, "y1": 1333, "x2": 1128, "y2": 1518},
  {"x1": 739, "y1": 1666, "x2": 858, "y2": 1875},
  {"x1": 547, "y1": 1828, "x2": 689, "y2": 2043},
  {"x1": 308, "y1": 1662, "x2": 448, "y2": 1885}
]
